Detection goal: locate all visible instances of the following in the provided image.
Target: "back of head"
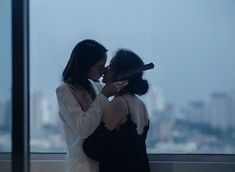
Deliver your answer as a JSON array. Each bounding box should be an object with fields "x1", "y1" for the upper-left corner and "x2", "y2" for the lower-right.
[{"x1": 111, "y1": 49, "x2": 149, "y2": 96}]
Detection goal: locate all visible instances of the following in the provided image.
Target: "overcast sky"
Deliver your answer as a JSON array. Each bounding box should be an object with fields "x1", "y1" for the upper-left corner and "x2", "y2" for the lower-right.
[{"x1": 1, "y1": 0, "x2": 235, "y2": 108}]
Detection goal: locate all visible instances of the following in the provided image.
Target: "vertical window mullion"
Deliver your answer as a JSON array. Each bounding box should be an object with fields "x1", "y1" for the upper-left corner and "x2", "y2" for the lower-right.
[{"x1": 12, "y1": 0, "x2": 30, "y2": 172}]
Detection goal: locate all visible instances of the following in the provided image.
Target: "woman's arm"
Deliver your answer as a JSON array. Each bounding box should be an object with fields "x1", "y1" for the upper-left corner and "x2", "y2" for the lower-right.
[{"x1": 56, "y1": 84, "x2": 109, "y2": 139}]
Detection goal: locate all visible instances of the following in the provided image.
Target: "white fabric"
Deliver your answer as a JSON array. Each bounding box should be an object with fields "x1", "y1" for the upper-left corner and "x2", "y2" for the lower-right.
[
  {"x1": 122, "y1": 95, "x2": 149, "y2": 135},
  {"x1": 56, "y1": 82, "x2": 109, "y2": 172}
]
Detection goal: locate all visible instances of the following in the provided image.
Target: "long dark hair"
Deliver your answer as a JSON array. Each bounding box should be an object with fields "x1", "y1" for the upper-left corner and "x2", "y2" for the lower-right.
[
  {"x1": 110, "y1": 49, "x2": 149, "y2": 96},
  {"x1": 62, "y1": 39, "x2": 107, "y2": 99}
]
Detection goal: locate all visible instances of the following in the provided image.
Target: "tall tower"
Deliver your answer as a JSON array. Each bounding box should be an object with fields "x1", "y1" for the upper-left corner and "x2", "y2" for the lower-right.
[
  {"x1": 208, "y1": 92, "x2": 230, "y2": 130},
  {"x1": 188, "y1": 101, "x2": 206, "y2": 124},
  {"x1": 228, "y1": 91, "x2": 235, "y2": 129},
  {"x1": 150, "y1": 86, "x2": 165, "y2": 114},
  {"x1": 30, "y1": 91, "x2": 44, "y2": 135}
]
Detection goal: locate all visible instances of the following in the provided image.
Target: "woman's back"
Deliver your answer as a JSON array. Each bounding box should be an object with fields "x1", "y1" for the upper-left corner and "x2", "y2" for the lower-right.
[
  {"x1": 83, "y1": 48, "x2": 152, "y2": 172},
  {"x1": 83, "y1": 94, "x2": 150, "y2": 172},
  {"x1": 121, "y1": 94, "x2": 149, "y2": 135}
]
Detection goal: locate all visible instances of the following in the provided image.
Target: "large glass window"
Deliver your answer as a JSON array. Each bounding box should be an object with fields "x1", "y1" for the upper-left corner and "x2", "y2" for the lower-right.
[
  {"x1": 0, "y1": 0, "x2": 12, "y2": 153},
  {"x1": 30, "y1": 0, "x2": 235, "y2": 153},
  {"x1": 0, "y1": 0, "x2": 12, "y2": 171}
]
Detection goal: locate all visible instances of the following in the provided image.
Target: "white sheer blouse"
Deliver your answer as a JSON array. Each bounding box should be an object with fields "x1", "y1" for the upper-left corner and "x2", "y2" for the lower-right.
[{"x1": 56, "y1": 81, "x2": 109, "y2": 172}]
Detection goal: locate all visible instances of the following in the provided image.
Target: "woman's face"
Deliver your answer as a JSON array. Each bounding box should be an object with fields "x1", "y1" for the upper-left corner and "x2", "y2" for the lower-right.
[
  {"x1": 102, "y1": 63, "x2": 116, "y2": 83},
  {"x1": 102, "y1": 57, "x2": 118, "y2": 83},
  {"x1": 87, "y1": 56, "x2": 107, "y2": 81}
]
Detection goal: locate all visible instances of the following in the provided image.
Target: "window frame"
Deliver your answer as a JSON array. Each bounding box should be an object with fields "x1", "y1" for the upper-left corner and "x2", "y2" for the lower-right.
[{"x1": 12, "y1": 0, "x2": 30, "y2": 172}]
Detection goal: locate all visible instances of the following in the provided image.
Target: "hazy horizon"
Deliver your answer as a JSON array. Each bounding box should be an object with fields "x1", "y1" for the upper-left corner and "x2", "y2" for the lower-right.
[
  {"x1": 1, "y1": 0, "x2": 235, "y2": 108},
  {"x1": 31, "y1": 0, "x2": 235, "y2": 108}
]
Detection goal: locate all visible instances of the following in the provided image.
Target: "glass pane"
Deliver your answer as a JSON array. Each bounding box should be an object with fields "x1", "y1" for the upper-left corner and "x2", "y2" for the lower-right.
[
  {"x1": 0, "y1": 0, "x2": 12, "y2": 171},
  {"x1": 29, "y1": 1, "x2": 66, "y2": 152},
  {"x1": 30, "y1": 0, "x2": 235, "y2": 153},
  {"x1": 0, "y1": 0, "x2": 12, "y2": 152}
]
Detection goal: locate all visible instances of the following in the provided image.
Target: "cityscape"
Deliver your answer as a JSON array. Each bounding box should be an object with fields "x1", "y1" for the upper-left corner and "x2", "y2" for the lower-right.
[
  {"x1": 1, "y1": 0, "x2": 235, "y2": 157},
  {"x1": 1, "y1": 86, "x2": 235, "y2": 153}
]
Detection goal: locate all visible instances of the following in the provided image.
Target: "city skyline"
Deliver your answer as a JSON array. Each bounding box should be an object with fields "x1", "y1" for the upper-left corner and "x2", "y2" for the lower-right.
[
  {"x1": 1, "y1": 87, "x2": 235, "y2": 153},
  {"x1": 1, "y1": 0, "x2": 235, "y2": 153}
]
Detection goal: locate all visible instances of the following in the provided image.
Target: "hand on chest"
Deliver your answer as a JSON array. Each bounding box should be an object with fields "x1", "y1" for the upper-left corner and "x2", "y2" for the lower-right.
[{"x1": 70, "y1": 85, "x2": 93, "y2": 111}]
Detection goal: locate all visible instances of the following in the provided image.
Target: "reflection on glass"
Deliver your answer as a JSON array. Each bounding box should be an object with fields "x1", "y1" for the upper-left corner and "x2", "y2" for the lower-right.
[
  {"x1": 30, "y1": 0, "x2": 235, "y2": 153},
  {"x1": 0, "y1": 0, "x2": 12, "y2": 153}
]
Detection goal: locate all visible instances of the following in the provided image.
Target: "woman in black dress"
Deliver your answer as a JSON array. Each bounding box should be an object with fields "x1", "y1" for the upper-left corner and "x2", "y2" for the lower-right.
[{"x1": 83, "y1": 49, "x2": 151, "y2": 172}]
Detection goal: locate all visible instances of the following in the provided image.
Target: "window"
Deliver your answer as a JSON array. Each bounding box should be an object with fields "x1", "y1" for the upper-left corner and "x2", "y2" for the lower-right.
[
  {"x1": 30, "y1": 0, "x2": 235, "y2": 154},
  {"x1": 0, "y1": 0, "x2": 12, "y2": 172},
  {"x1": 0, "y1": 0, "x2": 12, "y2": 153}
]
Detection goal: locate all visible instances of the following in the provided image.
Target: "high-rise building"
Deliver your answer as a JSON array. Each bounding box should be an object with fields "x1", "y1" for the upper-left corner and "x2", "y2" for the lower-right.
[
  {"x1": 208, "y1": 92, "x2": 230, "y2": 130},
  {"x1": 150, "y1": 86, "x2": 165, "y2": 113},
  {"x1": 228, "y1": 91, "x2": 235, "y2": 129},
  {"x1": 43, "y1": 102, "x2": 59, "y2": 127},
  {"x1": 187, "y1": 101, "x2": 206, "y2": 124},
  {"x1": 30, "y1": 91, "x2": 44, "y2": 134},
  {"x1": 0, "y1": 100, "x2": 11, "y2": 130},
  {"x1": 0, "y1": 101, "x2": 7, "y2": 129}
]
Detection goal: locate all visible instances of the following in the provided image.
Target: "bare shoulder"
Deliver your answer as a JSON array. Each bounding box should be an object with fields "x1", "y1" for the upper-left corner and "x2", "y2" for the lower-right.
[
  {"x1": 103, "y1": 96, "x2": 128, "y2": 130},
  {"x1": 108, "y1": 96, "x2": 128, "y2": 115}
]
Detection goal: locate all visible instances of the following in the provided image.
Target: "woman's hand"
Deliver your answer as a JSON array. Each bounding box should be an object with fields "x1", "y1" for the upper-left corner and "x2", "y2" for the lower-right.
[
  {"x1": 69, "y1": 85, "x2": 92, "y2": 111},
  {"x1": 101, "y1": 80, "x2": 128, "y2": 98}
]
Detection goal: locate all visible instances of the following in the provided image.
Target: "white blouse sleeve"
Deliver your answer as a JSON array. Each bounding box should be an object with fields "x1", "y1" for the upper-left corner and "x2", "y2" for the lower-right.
[{"x1": 56, "y1": 84, "x2": 109, "y2": 139}]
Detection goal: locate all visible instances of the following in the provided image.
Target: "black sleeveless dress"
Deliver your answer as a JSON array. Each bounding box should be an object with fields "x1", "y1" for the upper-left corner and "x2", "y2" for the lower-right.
[{"x1": 82, "y1": 99, "x2": 150, "y2": 172}]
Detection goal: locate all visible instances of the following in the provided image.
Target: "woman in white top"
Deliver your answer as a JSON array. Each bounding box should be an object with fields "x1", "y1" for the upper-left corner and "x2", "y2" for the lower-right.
[{"x1": 56, "y1": 40, "x2": 128, "y2": 172}]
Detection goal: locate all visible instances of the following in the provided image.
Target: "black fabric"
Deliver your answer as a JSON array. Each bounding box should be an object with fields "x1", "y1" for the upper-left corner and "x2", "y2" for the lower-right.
[{"x1": 82, "y1": 115, "x2": 150, "y2": 172}]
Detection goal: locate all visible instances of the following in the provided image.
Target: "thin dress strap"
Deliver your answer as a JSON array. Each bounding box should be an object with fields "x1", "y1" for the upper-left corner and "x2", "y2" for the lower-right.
[{"x1": 122, "y1": 96, "x2": 131, "y2": 118}]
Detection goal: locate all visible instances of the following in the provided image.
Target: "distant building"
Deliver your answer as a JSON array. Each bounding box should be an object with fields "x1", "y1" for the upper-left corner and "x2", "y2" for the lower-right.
[
  {"x1": 146, "y1": 85, "x2": 177, "y2": 144},
  {"x1": 0, "y1": 100, "x2": 11, "y2": 130},
  {"x1": 228, "y1": 91, "x2": 235, "y2": 129},
  {"x1": 44, "y1": 103, "x2": 59, "y2": 127},
  {"x1": 148, "y1": 102, "x2": 175, "y2": 144},
  {"x1": 30, "y1": 90, "x2": 59, "y2": 135},
  {"x1": 150, "y1": 110, "x2": 174, "y2": 142},
  {"x1": 208, "y1": 92, "x2": 230, "y2": 130},
  {"x1": 150, "y1": 86, "x2": 165, "y2": 114},
  {"x1": 187, "y1": 101, "x2": 207, "y2": 125},
  {"x1": 0, "y1": 101, "x2": 7, "y2": 128},
  {"x1": 30, "y1": 91, "x2": 44, "y2": 134}
]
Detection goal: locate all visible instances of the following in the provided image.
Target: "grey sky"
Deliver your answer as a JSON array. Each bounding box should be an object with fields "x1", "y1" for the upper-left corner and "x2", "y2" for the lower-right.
[{"x1": 1, "y1": 0, "x2": 235, "y2": 107}]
